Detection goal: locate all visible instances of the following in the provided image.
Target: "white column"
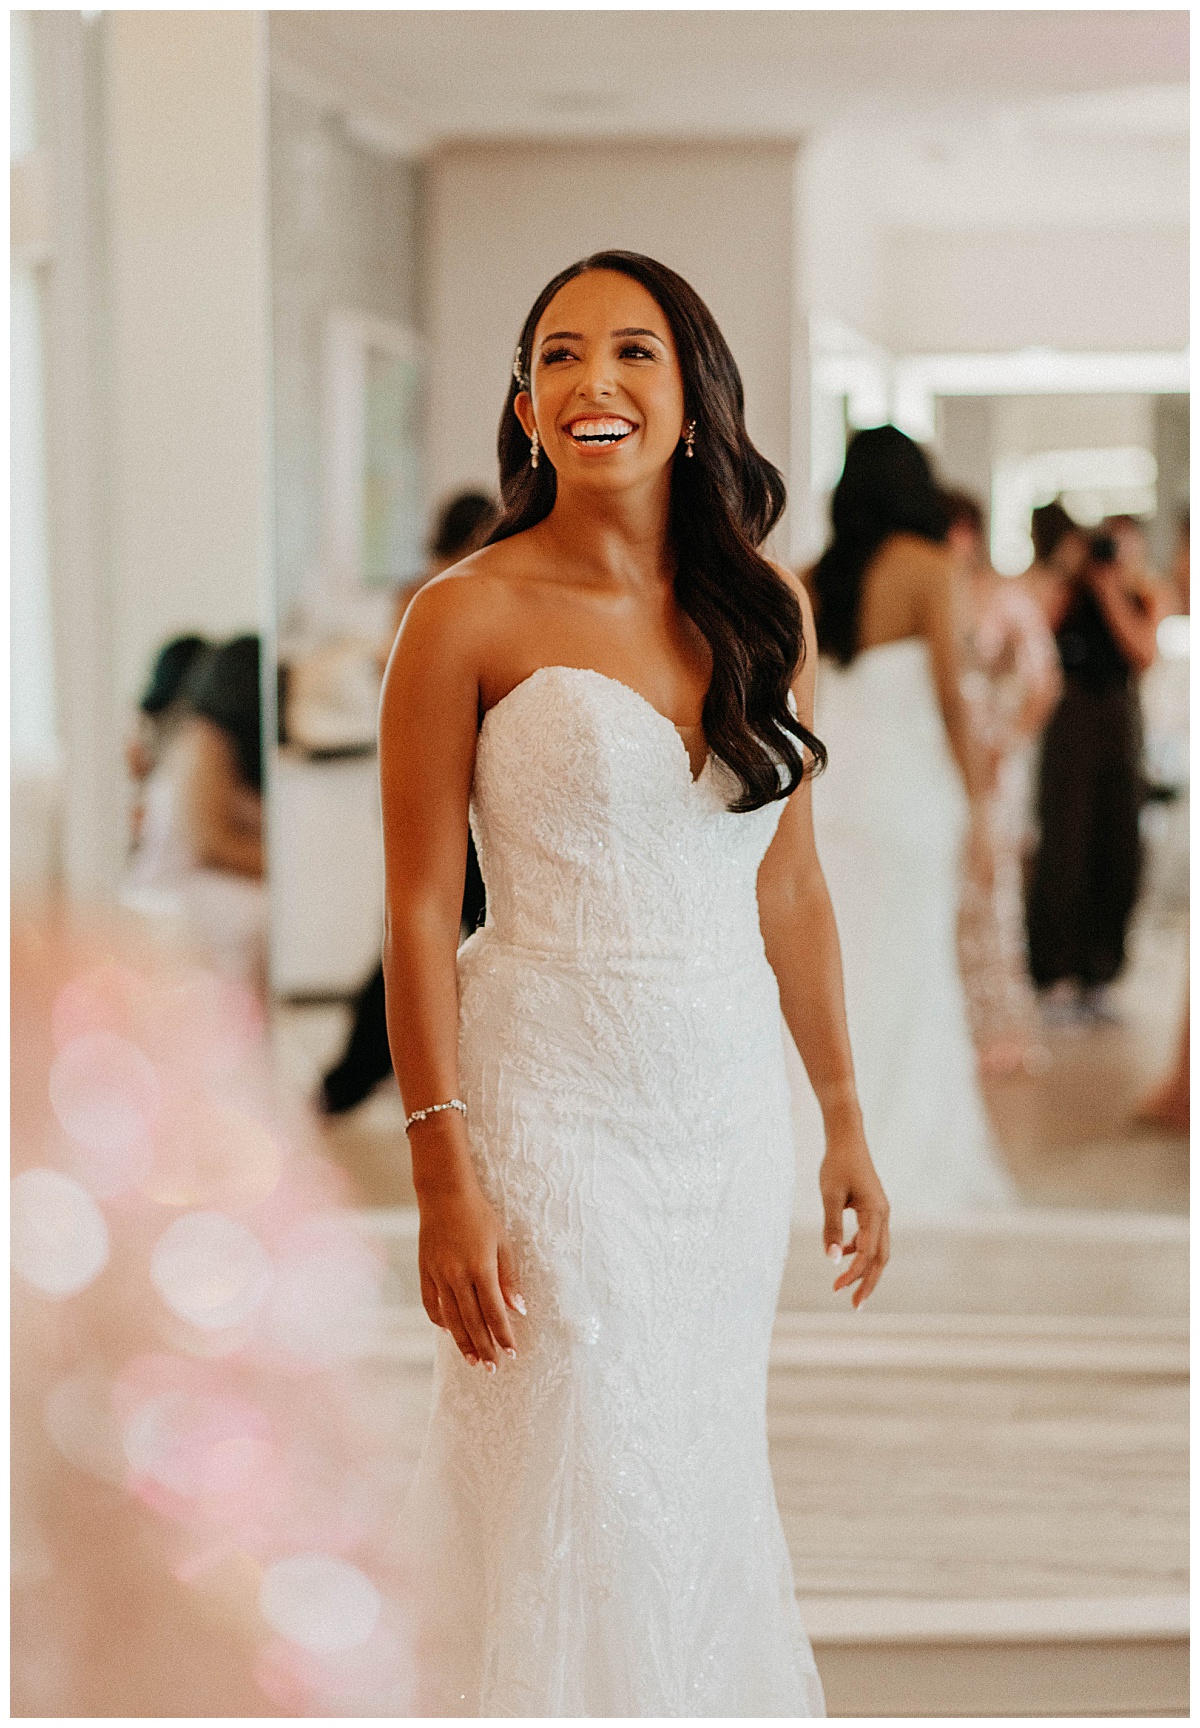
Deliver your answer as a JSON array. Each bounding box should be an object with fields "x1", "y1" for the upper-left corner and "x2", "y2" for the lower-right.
[
  {"x1": 38, "y1": 11, "x2": 122, "y2": 898},
  {"x1": 103, "y1": 11, "x2": 273, "y2": 724},
  {"x1": 33, "y1": 11, "x2": 273, "y2": 903}
]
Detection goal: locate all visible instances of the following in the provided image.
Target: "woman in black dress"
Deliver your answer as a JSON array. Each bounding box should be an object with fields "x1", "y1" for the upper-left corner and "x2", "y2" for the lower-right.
[{"x1": 1026, "y1": 506, "x2": 1161, "y2": 1012}]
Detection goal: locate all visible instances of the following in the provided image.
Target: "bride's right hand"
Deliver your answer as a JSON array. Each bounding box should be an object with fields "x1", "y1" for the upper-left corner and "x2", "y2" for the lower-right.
[{"x1": 416, "y1": 1172, "x2": 525, "y2": 1370}]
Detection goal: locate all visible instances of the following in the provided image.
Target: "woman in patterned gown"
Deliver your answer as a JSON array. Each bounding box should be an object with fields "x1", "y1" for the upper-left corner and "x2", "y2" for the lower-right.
[
  {"x1": 945, "y1": 489, "x2": 1061, "y2": 1076},
  {"x1": 378, "y1": 253, "x2": 887, "y2": 1714}
]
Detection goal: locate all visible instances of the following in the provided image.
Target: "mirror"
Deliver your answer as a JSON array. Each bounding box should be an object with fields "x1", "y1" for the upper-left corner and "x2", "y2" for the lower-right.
[
  {"x1": 11, "y1": 12, "x2": 1185, "y2": 1719},
  {"x1": 262, "y1": 16, "x2": 1188, "y2": 1718}
]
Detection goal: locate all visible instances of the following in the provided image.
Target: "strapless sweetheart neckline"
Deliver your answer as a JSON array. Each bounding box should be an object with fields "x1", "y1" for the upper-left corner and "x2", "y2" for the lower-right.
[{"x1": 482, "y1": 663, "x2": 712, "y2": 786}]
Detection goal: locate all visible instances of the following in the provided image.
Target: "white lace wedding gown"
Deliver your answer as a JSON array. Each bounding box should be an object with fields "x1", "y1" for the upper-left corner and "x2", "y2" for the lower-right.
[
  {"x1": 399, "y1": 665, "x2": 825, "y2": 1717},
  {"x1": 786, "y1": 639, "x2": 1015, "y2": 1218}
]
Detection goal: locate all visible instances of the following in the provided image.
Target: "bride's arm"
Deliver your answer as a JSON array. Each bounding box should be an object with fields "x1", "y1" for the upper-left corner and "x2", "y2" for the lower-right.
[
  {"x1": 379, "y1": 572, "x2": 522, "y2": 1370},
  {"x1": 757, "y1": 575, "x2": 890, "y2": 1307}
]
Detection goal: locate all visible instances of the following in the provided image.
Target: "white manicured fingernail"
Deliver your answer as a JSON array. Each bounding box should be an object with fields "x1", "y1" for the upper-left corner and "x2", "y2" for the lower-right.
[
  {"x1": 826, "y1": 1244, "x2": 842, "y2": 1262},
  {"x1": 511, "y1": 1294, "x2": 527, "y2": 1316},
  {"x1": 484, "y1": 1359, "x2": 496, "y2": 1374},
  {"x1": 505, "y1": 1347, "x2": 517, "y2": 1359}
]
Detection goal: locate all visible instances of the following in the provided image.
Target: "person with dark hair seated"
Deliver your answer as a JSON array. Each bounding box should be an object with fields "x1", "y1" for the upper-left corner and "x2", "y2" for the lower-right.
[
  {"x1": 382, "y1": 489, "x2": 498, "y2": 667},
  {"x1": 125, "y1": 634, "x2": 209, "y2": 845},
  {"x1": 319, "y1": 493, "x2": 497, "y2": 1114},
  {"x1": 121, "y1": 634, "x2": 266, "y2": 990}
]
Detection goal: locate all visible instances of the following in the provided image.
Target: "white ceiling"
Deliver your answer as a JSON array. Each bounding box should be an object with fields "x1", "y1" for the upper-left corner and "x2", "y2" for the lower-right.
[{"x1": 270, "y1": 10, "x2": 1189, "y2": 154}]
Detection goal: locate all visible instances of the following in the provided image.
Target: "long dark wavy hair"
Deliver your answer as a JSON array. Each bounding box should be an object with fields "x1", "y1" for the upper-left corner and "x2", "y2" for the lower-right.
[
  {"x1": 811, "y1": 425, "x2": 949, "y2": 666},
  {"x1": 485, "y1": 250, "x2": 825, "y2": 812}
]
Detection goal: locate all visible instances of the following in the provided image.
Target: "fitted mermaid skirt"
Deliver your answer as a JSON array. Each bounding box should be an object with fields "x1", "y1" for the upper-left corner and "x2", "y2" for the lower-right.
[{"x1": 396, "y1": 666, "x2": 824, "y2": 1716}]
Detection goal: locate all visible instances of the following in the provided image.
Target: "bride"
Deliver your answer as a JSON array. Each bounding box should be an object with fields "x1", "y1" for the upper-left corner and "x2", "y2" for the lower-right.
[
  {"x1": 378, "y1": 251, "x2": 886, "y2": 1716},
  {"x1": 793, "y1": 426, "x2": 1017, "y2": 1217}
]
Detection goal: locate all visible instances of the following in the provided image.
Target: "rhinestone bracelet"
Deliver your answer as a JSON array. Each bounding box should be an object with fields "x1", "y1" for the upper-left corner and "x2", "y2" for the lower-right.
[{"x1": 403, "y1": 1097, "x2": 467, "y2": 1135}]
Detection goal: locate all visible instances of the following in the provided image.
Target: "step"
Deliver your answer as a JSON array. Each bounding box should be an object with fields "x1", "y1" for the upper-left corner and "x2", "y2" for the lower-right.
[
  {"x1": 804, "y1": 1596, "x2": 1188, "y2": 1717},
  {"x1": 370, "y1": 1302, "x2": 1188, "y2": 1377},
  {"x1": 359, "y1": 1206, "x2": 1190, "y2": 1321},
  {"x1": 352, "y1": 1208, "x2": 1188, "y2": 1716}
]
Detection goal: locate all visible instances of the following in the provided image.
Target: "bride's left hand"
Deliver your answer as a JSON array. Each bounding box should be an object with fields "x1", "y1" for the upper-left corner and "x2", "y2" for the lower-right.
[{"x1": 819, "y1": 1123, "x2": 890, "y2": 1308}]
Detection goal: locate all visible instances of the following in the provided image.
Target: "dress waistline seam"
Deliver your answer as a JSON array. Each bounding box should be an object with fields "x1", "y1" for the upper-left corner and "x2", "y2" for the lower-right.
[{"x1": 461, "y1": 930, "x2": 770, "y2": 973}]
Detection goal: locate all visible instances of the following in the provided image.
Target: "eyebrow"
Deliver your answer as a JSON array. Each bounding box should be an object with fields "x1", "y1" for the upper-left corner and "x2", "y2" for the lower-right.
[{"x1": 538, "y1": 327, "x2": 667, "y2": 346}]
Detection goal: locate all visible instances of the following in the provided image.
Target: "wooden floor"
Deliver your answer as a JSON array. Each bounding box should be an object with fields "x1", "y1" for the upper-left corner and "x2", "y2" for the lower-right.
[
  {"x1": 983, "y1": 913, "x2": 1188, "y2": 1216},
  {"x1": 363, "y1": 1208, "x2": 1187, "y2": 1598},
  {"x1": 350, "y1": 1202, "x2": 1187, "y2": 1716}
]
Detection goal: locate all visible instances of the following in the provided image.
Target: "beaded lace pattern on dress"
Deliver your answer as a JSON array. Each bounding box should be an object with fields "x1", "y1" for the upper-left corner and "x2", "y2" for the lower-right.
[{"x1": 399, "y1": 666, "x2": 825, "y2": 1717}]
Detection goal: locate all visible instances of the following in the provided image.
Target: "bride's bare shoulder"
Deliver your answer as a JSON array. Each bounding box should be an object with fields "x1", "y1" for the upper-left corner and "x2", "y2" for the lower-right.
[{"x1": 394, "y1": 530, "x2": 543, "y2": 655}]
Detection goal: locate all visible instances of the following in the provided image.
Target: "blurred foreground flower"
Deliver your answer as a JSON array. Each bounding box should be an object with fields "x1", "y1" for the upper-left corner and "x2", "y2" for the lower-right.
[{"x1": 12, "y1": 908, "x2": 417, "y2": 1716}]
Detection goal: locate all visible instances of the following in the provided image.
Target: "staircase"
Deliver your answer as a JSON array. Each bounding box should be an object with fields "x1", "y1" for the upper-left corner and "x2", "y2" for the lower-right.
[{"x1": 358, "y1": 1206, "x2": 1188, "y2": 1717}]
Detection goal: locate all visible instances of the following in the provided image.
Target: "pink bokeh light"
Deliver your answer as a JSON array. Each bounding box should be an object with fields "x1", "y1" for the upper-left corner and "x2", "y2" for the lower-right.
[{"x1": 14, "y1": 914, "x2": 418, "y2": 1717}]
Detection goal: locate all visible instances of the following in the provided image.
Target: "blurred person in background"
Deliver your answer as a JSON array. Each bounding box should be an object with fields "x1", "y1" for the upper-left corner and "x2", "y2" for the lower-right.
[
  {"x1": 945, "y1": 489, "x2": 1061, "y2": 1076},
  {"x1": 802, "y1": 427, "x2": 1013, "y2": 1215},
  {"x1": 1026, "y1": 507, "x2": 1163, "y2": 1021},
  {"x1": 319, "y1": 491, "x2": 497, "y2": 1116},
  {"x1": 1169, "y1": 507, "x2": 1190, "y2": 615},
  {"x1": 124, "y1": 634, "x2": 208, "y2": 850},
  {"x1": 1021, "y1": 498, "x2": 1091, "y2": 628},
  {"x1": 1137, "y1": 506, "x2": 1190, "y2": 1134},
  {"x1": 120, "y1": 635, "x2": 266, "y2": 993},
  {"x1": 377, "y1": 489, "x2": 498, "y2": 672}
]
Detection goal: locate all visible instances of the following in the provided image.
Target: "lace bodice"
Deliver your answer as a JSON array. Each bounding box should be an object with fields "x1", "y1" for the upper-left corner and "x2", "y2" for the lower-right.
[{"x1": 470, "y1": 665, "x2": 785, "y2": 964}]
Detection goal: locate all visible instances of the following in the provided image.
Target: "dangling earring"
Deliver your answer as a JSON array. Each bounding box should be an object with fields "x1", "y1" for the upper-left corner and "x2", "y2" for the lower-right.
[
  {"x1": 683, "y1": 419, "x2": 696, "y2": 459},
  {"x1": 530, "y1": 426, "x2": 540, "y2": 469}
]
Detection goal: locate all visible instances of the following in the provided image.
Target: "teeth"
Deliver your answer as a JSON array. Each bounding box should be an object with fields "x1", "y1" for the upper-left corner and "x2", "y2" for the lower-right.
[{"x1": 569, "y1": 420, "x2": 634, "y2": 443}]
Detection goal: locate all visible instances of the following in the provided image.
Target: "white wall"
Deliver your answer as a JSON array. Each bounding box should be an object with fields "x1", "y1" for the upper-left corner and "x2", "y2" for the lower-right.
[
  {"x1": 988, "y1": 394, "x2": 1156, "y2": 464},
  {"x1": 11, "y1": 12, "x2": 57, "y2": 775},
  {"x1": 803, "y1": 115, "x2": 1189, "y2": 359},
  {"x1": 269, "y1": 79, "x2": 422, "y2": 625},
  {"x1": 11, "y1": 11, "x2": 63, "y2": 894},
  {"x1": 25, "y1": 11, "x2": 272, "y2": 900},
  {"x1": 105, "y1": 11, "x2": 271, "y2": 717},
  {"x1": 798, "y1": 128, "x2": 887, "y2": 350},
  {"x1": 884, "y1": 225, "x2": 1189, "y2": 355},
  {"x1": 425, "y1": 140, "x2": 801, "y2": 545}
]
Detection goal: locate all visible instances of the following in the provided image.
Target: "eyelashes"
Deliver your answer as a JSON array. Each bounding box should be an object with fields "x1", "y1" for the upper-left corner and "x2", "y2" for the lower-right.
[{"x1": 538, "y1": 343, "x2": 659, "y2": 367}]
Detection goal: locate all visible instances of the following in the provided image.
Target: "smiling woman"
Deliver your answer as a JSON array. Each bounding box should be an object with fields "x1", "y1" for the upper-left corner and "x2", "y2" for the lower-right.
[
  {"x1": 378, "y1": 251, "x2": 887, "y2": 1715},
  {"x1": 492, "y1": 250, "x2": 825, "y2": 809}
]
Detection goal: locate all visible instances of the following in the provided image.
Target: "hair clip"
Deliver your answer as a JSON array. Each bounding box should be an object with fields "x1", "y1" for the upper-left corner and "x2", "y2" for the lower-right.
[{"x1": 512, "y1": 346, "x2": 525, "y2": 385}]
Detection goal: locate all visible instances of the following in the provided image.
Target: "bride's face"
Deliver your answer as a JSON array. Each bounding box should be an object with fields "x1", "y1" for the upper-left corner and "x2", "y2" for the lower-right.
[{"x1": 515, "y1": 271, "x2": 687, "y2": 493}]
